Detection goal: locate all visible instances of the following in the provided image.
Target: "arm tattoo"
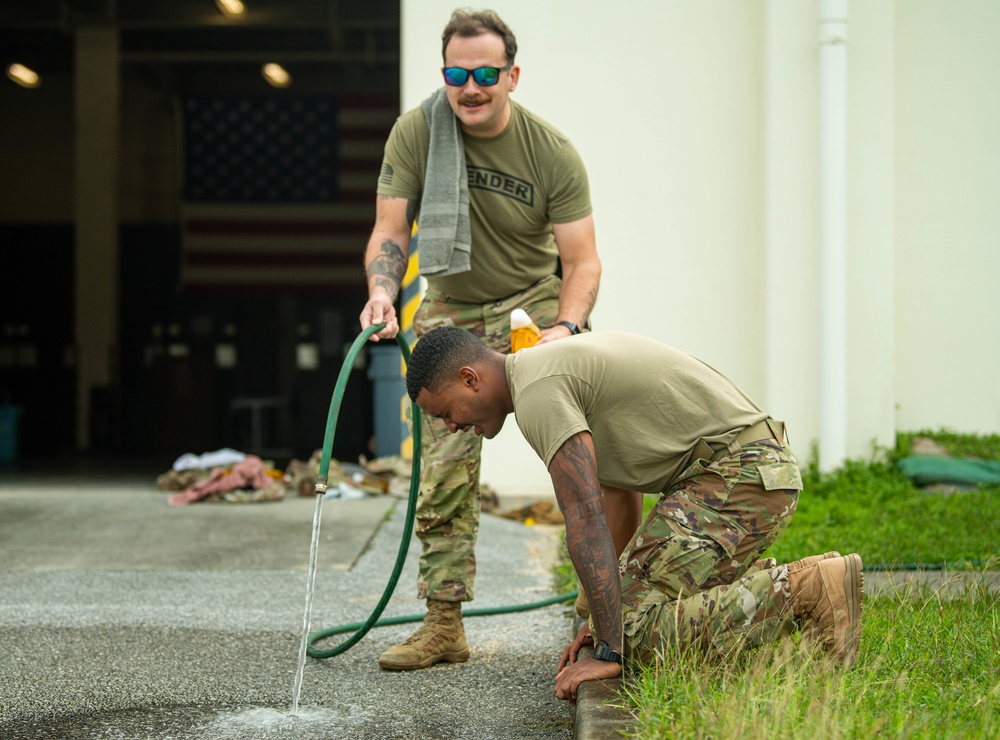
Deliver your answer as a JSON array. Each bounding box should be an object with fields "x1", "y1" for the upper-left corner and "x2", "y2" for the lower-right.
[
  {"x1": 550, "y1": 434, "x2": 623, "y2": 652},
  {"x1": 366, "y1": 238, "x2": 406, "y2": 300}
]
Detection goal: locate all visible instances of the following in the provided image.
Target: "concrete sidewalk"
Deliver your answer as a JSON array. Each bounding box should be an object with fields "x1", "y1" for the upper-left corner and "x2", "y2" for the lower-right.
[{"x1": 0, "y1": 472, "x2": 589, "y2": 739}]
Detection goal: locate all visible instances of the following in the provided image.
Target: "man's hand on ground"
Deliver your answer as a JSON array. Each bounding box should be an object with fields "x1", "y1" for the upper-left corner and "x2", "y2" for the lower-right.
[{"x1": 554, "y1": 656, "x2": 622, "y2": 703}]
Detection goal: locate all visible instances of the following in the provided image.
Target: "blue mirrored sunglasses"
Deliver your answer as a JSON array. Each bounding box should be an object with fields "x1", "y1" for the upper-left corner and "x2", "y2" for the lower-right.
[{"x1": 442, "y1": 65, "x2": 511, "y2": 87}]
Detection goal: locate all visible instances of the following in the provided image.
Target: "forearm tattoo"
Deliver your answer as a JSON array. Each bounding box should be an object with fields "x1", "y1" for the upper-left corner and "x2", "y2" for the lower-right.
[
  {"x1": 550, "y1": 434, "x2": 623, "y2": 651},
  {"x1": 366, "y1": 239, "x2": 406, "y2": 301}
]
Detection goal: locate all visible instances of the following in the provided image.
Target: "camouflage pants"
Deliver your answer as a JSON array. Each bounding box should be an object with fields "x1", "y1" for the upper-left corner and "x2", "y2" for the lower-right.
[
  {"x1": 411, "y1": 275, "x2": 565, "y2": 602},
  {"x1": 620, "y1": 439, "x2": 803, "y2": 663}
]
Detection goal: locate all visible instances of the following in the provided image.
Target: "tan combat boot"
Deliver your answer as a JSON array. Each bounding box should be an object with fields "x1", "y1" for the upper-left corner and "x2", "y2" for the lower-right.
[
  {"x1": 786, "y1": 551, "x2": 841, "y2": 572},
  {"x1": 750, "y1": 551, "x2": 838, "y2": 573},
  {"x1": 378, "y1": 599, "x2": 470, "y2": 671},
  {"x1": 789, "y1": 553, "x2": 864, "y2": 668}
]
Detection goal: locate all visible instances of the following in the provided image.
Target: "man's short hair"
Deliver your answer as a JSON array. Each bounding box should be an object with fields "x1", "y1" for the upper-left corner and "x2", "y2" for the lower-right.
[
  {"x1": 442, "y1": 8, "x2": 518, "y2": 64},
  {"x1": 406, "y1": 326, "x2": 493, "y2": 401}
]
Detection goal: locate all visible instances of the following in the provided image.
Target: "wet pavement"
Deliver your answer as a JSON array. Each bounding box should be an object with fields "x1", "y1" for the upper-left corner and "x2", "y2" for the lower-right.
[{"x1": 0, "y1": 470, "x2": 577, "y2": 739}]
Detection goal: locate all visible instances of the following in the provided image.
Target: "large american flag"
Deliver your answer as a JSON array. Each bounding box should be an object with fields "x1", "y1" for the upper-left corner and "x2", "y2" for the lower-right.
[{"x1": 179, "y1": 95, "x2": 396, "y2": 292}]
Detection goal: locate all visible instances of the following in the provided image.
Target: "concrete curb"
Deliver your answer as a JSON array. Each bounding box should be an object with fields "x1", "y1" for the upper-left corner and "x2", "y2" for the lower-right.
[
  {"x1": 572, "y1": 647, "x2": 632, "y2": 740},
  {"x1": 570, "y1": 617, "x2": 634, "y2": 740}
]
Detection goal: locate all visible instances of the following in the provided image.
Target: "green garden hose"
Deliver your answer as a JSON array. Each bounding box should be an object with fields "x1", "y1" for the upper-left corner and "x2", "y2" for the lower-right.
[{"x1": 305, "y1": 324, "x2": 576, "y2": 660}]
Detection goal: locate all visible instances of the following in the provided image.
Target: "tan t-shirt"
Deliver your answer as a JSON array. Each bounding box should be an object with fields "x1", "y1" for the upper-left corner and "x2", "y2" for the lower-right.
[
  {"x1": 505, "y1": 332, "x2": 769, "y2": 492},
  {"x1": 377, "y1": 98, "x2": 592, "y2": 303}
]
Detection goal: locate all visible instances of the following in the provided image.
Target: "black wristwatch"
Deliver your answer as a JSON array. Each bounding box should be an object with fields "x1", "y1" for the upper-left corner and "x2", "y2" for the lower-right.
[
  {"x1": 556, "y1": 320, "x2": 581, "y2": 335},
  {"x1": 592, "y1": 640, "x2": 624, "y2": 665}
]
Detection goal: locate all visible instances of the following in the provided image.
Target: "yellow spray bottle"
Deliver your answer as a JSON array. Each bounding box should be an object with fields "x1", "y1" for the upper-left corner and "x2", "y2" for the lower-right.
[{"x1": 510, "y1": 308, "x2": 543, "y2": 352}]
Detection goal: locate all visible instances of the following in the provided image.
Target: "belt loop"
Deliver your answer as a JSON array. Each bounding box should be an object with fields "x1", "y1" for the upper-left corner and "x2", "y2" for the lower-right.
[
  {"x1": 766, "y1": 418, "x2": 787, "y2": 446},
  {"x1": 691, "y1": 439, "x2": 714, "y2": 462}
]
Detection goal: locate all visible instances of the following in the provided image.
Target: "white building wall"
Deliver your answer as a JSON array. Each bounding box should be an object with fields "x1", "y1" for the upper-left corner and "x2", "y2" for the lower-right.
[
  {"x1": 844, "y1": 1, "x2": 896, "y2": 460},
  {"x1": 894, "y1": 0, "x2": 1000, "y2": 435},
  {"x1": 762, "y1": 1, "x2": 821, "y2": 461},
  {"x1": 401, "y1": 0, "x2": 1000, "y2": 495}
]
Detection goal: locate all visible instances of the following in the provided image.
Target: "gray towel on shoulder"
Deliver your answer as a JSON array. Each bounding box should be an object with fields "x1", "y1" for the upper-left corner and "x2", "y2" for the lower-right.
[{"x1": 417, "y1": 88, "x2": 471, "y2": 277}]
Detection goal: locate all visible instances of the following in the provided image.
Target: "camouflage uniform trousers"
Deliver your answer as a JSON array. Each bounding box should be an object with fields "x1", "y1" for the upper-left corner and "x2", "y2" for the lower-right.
[
  {"x1": 410, "y1": 275, "x2": 568, "y2": 602},
  {"x1": 620, "y1": 439, "x2": 804, "y2": 664}
]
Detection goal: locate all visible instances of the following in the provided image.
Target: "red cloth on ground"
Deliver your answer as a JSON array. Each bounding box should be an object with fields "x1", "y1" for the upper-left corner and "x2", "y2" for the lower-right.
[{"x1": 167, "y1": 455, "x2": 272, "y2": 506}]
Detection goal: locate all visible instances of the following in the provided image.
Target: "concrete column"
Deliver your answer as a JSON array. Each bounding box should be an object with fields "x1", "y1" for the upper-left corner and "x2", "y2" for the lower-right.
[
  {"x1": 74, "y1": 25, "x2": 120, "y2": 451},
  {"x1": 818, "y1": 0, "x2": 849, "y2": 471}
]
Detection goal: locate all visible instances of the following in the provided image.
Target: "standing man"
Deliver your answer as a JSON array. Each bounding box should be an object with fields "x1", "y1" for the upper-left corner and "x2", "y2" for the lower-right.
[
  {"x1": 359, "y1": 8, "x2": 612, "y2": 671},
  {"x1": 404, "y1": 326, "x2": 864, "y2": 701}
]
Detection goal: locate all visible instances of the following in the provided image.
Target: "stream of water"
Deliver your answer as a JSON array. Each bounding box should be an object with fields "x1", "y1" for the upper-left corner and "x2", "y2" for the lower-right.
[{"x1": 290, "y1": 493, "x2": 325, "y2": 715}]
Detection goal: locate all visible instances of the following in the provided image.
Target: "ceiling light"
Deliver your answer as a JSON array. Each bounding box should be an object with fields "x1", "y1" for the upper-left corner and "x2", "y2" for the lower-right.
[
  {"x1": 215, "y1": 0, "x2": 246, "y2": 18},
  {"x1": 262, "y1": 63, "x2": 292, "y2": 89},
  {"x1": 7, "y1": 63, "x2": 41, "y2": 89}
]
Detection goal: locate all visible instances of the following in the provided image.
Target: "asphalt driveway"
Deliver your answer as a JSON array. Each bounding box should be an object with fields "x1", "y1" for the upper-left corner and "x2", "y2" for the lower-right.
[{"x1": 0, "y1": 479, "x2": 574, "y2": 739}]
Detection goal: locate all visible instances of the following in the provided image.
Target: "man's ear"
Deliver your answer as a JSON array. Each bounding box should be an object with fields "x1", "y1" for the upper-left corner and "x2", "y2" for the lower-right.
[
  {"x1": 458, "y1": 366, "x2": 480, "y2": 390},
  {"x1": 508, "y1": 65, "x2": 520, "y2": 93}
]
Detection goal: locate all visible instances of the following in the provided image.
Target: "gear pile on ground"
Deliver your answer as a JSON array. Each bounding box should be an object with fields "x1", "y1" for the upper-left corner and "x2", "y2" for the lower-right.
[
  {"x1": 154, "y1": 447, "x2": 556, "y2": 519},
  {"x1": 284, "y1": 450, "x2": 402, "y2": 498},
  {"x1": 156, "y1": 454, "x2": 287, "y2": 505}
]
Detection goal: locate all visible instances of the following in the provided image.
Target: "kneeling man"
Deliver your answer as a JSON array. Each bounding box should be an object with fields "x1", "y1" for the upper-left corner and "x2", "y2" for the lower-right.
[{"x1": 405, "y1": 326, "x2": 863, "y2": 702}]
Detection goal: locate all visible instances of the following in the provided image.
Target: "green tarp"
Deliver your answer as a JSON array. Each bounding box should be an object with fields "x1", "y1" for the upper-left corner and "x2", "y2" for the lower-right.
[{"x1": 897, "y1": 455, "x2": 1000, "y2": 487}]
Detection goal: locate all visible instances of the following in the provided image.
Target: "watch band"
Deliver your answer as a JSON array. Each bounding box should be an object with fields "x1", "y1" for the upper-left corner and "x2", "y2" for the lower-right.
[
  {"x1": 592, "y1": 640, "x2": 624, "y2": 665},
  {"x1": 556, "y1": 320, "x2": 580, "y2": 335}
]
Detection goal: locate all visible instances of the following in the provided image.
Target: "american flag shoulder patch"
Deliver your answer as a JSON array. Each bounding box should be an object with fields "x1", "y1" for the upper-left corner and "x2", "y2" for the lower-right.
[{"x1": 379, "y1": 162, "x2": 395, "y2": 187}]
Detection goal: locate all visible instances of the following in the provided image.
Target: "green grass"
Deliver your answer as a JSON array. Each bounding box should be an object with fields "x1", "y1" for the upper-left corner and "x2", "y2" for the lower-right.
[
  {"x1": 637, "y1": 432, "x2": 1000, "y2": 569},
  {"x1": 557, "y1": 429, "x2": 1000, "y2": 738},
  {"x1": 766, "y1": 455, "x2": 1000, "y2": 569},
  {"x1": 623, "y1": 580, "x2": 1000, "y2": 739}
]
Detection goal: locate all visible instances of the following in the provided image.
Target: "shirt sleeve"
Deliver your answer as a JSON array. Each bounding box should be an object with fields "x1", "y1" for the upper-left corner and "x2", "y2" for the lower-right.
[
  {"x1": 376, "y1": 108, "x2": 428, "y2": 200},
  {"x1": 514, "y1": 375, "x2": 593, "y2": 468},
  {"x1": 545, "y1": 140, "x2": 592, "y2": 225}
]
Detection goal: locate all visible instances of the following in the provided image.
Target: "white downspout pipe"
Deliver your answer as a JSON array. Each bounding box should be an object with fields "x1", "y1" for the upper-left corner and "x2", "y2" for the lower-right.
[{"x1": 819, "y1": 0, "x2": 848, "y2": 471}]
